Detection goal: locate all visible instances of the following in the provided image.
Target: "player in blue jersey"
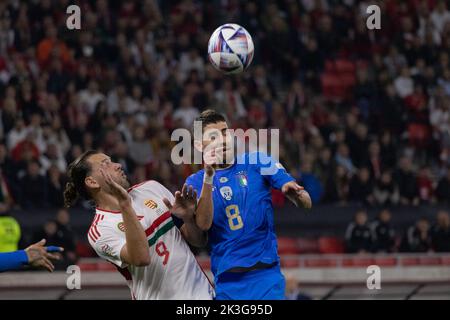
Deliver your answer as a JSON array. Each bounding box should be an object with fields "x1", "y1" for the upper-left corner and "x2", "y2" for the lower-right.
[{"x1": 185, "y1": 109, "x2": 312, "y2": 300}]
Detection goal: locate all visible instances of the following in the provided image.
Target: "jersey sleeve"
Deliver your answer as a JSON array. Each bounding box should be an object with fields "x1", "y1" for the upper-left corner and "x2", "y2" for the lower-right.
[
  {"x1": 250, "y1": 152, "x2": 295, "y2": 190},
  {"x1": 89, "y1": 223, "x2": 127, "y2": 268}
]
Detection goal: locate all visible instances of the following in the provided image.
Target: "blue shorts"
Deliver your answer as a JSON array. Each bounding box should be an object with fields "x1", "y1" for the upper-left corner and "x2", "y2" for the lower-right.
[{"x1": 214, "y1": 264, "x2": 285, "y2": 300}]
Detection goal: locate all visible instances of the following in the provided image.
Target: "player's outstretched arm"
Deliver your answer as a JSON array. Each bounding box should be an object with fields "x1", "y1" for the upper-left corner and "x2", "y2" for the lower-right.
[
  {"x1": 163, "y1": 184, "x2": 208, "y2": 247},
  {"x1": 101, "y1": 169, "x2": 150, "y2": 267},
  {"x1": 0, "y1": 239, "x2": 63, "y2": 272},
  {"x1": 282, "y1": 181, "x2": 312, "y2": 210}
]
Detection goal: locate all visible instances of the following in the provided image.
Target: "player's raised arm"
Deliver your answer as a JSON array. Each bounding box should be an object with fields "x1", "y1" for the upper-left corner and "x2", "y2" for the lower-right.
[
  {"x1": 163, "y1": 184, "x2": 208, "y2": 247},
  {"x1": 256, "y1": 153, "x2": 312, "y2": 210},
  {"x1": 100, "y1": 169, "x2": 150, "y2": 266},
  {"x1": 193, "y1": 164, "x2": 215, "y2": 231}
]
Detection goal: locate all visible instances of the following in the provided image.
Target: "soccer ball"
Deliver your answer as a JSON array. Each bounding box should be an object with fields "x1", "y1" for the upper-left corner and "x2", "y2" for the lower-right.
[{"x1": 207, "y1": 23, "x2": 254, "y2": 75}]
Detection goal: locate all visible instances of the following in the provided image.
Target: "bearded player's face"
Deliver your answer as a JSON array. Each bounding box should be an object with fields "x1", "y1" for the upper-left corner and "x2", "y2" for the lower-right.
[{"x1": 87, "y1": 153, "x2": 130, "y2": 190}]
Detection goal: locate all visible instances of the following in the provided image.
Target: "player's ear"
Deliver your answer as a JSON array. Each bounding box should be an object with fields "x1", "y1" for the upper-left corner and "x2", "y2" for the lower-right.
[
  {"x1": 194, "y1": 140, "x2": 203, "y2": 153},
  {"x1": 85, "y1": 176, "x2": 100, "y2": 190}
]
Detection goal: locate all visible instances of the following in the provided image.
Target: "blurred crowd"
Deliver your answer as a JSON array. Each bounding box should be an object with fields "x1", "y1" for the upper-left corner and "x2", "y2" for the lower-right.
[
  {"x1": 345, "y1": 209, "x2": 450, "y2": 253},
  {"x1": 0, "y1": 0, "x2": 449, "y2": 216}
]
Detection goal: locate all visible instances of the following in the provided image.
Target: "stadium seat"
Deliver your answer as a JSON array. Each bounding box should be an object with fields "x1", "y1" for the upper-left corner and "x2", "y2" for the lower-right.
[
  {"x1": 342, "y1": 257, "x2": 375, "y2": 267},
  {"x1": 297, "y1": 238, "x2": 320, "y2": 254},
  {"x1": 318, "y1": 237, "x2": 345, "y2": 254},
  {"x1": 441, "y1": 256, "x2": 450, "y2": 266},
  {"x1": 304, "y1": 258, "x2": 338, "y2": 268},
  {"x1": 418, "y1": 257, "x2": 442, "y2": 266},
  {"x1": 76, "y1": 242, "x2": 96, "y2": 258},
  {"x1": 278, "y1": 237, "x2": 302, "y2": 254},
  {"x1": 401, "y1": 257, "x2": 420, "y2": 266},
  {"x1": 373, "y1": 257, "x2": 397, "y2": 266},
  {"x1": 280, "y1": 257, "x2": 301, "y2": 268}
]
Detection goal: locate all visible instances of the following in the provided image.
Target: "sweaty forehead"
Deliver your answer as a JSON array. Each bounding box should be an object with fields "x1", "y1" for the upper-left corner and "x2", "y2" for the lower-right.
[
  {"x1": 204, "y1": 122, "x2": 228, "y2": 137},
  {"x1": 204, "y1": 121, "x2": 227, "y2": 132},
  {"x1": 87, "y1": 153, "x2": 110, "y2": 166}
]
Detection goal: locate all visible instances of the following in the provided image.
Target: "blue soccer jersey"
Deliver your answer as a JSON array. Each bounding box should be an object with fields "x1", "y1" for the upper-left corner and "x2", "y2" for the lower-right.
[{"x1": 185, "y1": 152, "x2": 295, "y2": 278}]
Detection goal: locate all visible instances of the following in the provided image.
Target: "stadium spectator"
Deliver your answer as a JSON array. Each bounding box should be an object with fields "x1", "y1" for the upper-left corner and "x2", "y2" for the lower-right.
[
  {"x1": 344, "y1": 210, "x2": 373, "y2": 253},
  {"x1": 395, "y1": 157, "x2": 420, "y2": 206},
  {"x1": 0, "y1": 211, "x2": 20, "y2": 253},
  {"x1": 299, "y1": 160, "x2": 323, "y2": 204},
  {"x1": 430, "y1": 210, "x2": 450, "y2": 252},
  {"x1": 285, "y1": 275, "x2": 313, "y2": 300},
  {"x1": 349, "y1": 167, "x2": 375, "y2": 206},
  {"x1": 400, "y1": 217, "x2": 432, "y2": 253},
  {"x1": 370, "y1": 209, "x2": 396, "y2": 253},
  {"x1": 18, "y1": 160, "x2": 48, "y2": 209},
  {"x1": 435, "y1": 167, "x2": 450, "y2": 204},
  {"x1": 54, "y1": 209, "x2": 78, "y2": 266},
  {"x1": 416, "y1": 166, "x2": 434, "y2": 204},
  {"x1": 373, "y1": 170, "x2": 400, "y2": 206}
]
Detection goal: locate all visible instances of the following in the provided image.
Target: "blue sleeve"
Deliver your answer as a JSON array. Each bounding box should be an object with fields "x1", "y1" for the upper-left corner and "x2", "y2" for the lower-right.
[
  {"x1": 250, "y1": 152, "x2": 295, "y2": 190},
  {"x1": 0, "y1": 250, "x2": 29, "y2": 272}
]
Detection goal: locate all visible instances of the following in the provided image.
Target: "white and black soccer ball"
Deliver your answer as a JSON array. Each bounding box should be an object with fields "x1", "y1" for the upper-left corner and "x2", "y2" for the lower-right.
[{"x1": 207, "y1": 23, "x2": 254, "y2": 75}]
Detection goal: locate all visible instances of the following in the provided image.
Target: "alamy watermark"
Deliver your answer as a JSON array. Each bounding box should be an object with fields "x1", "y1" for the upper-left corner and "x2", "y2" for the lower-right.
[
  {"x1": 170, "y1": 121, "x2": 281, "y2": 175},
  {"x1": 366, "y1": 265, "x2": 382, "y2": 290}
]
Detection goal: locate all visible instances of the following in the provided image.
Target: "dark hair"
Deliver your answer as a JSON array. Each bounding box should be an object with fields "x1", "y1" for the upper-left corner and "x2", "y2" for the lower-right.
[
  {"x1": 63, "y1": 150, "x2": 99, "y2": 208},
  {"x1": 194, "y1": 109, "x2": 227, "y2": 130}
]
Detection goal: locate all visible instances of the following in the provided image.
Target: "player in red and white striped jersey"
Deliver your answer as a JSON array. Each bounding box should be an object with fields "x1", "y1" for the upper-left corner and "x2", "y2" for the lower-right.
[{"x1": 64, "y1": 150, "x2": 215, "y2": 300}]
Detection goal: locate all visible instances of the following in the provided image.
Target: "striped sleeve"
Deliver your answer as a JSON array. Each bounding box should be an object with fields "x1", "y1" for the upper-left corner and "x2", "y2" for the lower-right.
[{"x1": 88, "y1": 214, "x2": 127, "y2": 268}]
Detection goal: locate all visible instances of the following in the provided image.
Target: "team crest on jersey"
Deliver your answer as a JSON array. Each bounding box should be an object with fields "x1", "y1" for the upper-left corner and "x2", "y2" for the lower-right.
[
  {"x1": 117, "y1": 222, "x2": 125, "y2": 232},
  {"x1": 220, "y1": 186, "x2": 233, "y2": 200},
  {"x1": 219, "y1": 177, "x2": 228, "y2": 183},
  {"x1": 236, "y1": 171, "x2": 248, "y2": 187},
  {"x1": 144, "y1": 199, "x2": 158, "y2": 209}
]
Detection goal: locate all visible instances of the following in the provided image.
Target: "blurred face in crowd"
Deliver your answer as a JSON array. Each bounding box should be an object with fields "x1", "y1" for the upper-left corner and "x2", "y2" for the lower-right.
[
  {"x1": 44, "y1": 221, "x2": 58, "y2": 236},
  {"x1": 399, "y1": 157, "x2": 412, "y2": 172},
  {"x1": 27, "y1": 162, "x2": 40, "y2": 177},
  {"x1": 417, "y1": 219, "x2": 429, "y2": 233},
  {"x1": 355, "y1": 211, "x2": 368, "y2": 226},
  {"x1": 56, "y1": 209, "x2": 70, "y2": 226},
  {"x1": 358, "y1": 168, "x2": 370, "y2": 183},
  {"x1": 379, "y1": 210, "x2": 391, "y2": 223},
  {"x1": 436, "y1": 211, "x2": 450, "y2": 228},
  {"x1": 369, "y1": 141, "x2": 380, "y2": 157},
  {"x1": 380, "y1": 171, "x2": 392, "y2": 185}
]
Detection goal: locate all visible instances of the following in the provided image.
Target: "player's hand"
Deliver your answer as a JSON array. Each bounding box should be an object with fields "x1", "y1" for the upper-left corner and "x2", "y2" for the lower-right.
[
  {"x1": 100, "y1": 168, "x2": 131, "y2": 207},
  {"x1": 282, "y1": 181, "x2": 312, "y2": 209},
  {"x1": 163, "y1": 184, "x2": 198, "y2": 222},
  {"x1": 204, "y1": 163, "x2": 215, "y2": 185},
  {"x1": 25, "y1": 239, "x2": 64, "y2": 272}
]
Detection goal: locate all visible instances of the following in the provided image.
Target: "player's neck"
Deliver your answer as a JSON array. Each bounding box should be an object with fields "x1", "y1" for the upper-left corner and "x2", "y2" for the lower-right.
[
  {"x1": 95, "y1": 193, "x2": 122, "y2": 213},
  {"x1": 215, "y1": 163, "x2": 233, "y2": 170}
]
